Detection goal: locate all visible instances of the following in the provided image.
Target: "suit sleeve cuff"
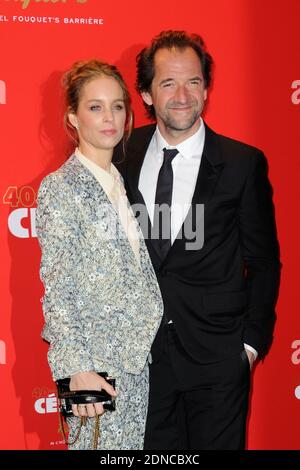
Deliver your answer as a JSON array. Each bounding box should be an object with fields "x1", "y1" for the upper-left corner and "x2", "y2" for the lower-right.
[{"x1": 244, "y1": 343, "x2": 258, "y2": 360}]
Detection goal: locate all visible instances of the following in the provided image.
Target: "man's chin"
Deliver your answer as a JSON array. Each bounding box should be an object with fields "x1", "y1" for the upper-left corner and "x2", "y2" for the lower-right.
[
  {"x1": 164, "y1": 111, "x2": 201, "y2": 132},
  {"x1": 167, "y1": 120, "x2": 198, "y2": 132}
]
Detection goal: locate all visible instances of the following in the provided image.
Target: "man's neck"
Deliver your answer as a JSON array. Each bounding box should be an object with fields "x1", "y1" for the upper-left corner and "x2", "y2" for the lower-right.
[
  {"x1": 157, "y1": 119, "x2": 202, "y2": 146},
  {"x1": 157, "y1": 120, "x2": 201, "y2": 146}
]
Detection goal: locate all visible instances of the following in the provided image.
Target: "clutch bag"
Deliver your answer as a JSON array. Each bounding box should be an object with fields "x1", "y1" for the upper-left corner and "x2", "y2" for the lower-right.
[
  {"x1": 56, "y1": 371, "x2": 116, "y2": 417},
  {"x1": 56, "y1": 372, "x2": 116, "y2": 449}
]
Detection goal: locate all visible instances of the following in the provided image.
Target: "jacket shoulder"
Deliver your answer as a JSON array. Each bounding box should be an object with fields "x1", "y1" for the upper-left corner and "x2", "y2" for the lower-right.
[
  {"x1": 211, "y1": 129, "x2": 267, "y2": 170},
  {"x1": 216, "y1": 132, "x2": 264, "y2": 159},
  {"x1": 38, "y1": 156, "x2": 77, "y2": 191}
]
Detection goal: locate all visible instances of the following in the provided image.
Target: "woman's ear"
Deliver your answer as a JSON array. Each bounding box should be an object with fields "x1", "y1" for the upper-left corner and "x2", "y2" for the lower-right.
[{"x1": 68, "y1": 112, "x2": 79, "y2": 129}]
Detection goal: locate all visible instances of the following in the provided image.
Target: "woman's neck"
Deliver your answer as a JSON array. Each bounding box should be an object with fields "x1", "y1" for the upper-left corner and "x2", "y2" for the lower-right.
[{"x1": 78, "y1": 145, "x2": 112, "y2": 172}]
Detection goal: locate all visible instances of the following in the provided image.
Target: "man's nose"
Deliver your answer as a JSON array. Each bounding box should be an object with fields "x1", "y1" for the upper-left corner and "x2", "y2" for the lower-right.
[{"x1": 174, "y1": 85, "x2": 189, "y2": 103}]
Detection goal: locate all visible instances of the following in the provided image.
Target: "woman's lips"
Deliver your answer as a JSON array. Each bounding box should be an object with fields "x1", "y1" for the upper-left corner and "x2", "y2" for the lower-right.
[{"x1": 100, "y1": 129, "x2": 117, "y2": 136}]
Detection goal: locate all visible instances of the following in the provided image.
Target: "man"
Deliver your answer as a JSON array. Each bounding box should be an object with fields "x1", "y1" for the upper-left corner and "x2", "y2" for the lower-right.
[{"x1": 114, "y1": 30, "x2": 281, "y2": 449}]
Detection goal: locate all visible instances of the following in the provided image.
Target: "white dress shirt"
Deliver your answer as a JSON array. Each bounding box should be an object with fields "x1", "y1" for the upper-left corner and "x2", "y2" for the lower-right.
[
  {"x1": 138, "y1": 120, "x2": 257, "y2": 361},
  {"x1": 139, "y1": 119, "x2": 205, "y2": 244}
]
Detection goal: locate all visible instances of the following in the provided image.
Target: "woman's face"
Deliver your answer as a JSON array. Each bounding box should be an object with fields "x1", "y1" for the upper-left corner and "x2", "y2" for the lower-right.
[{"x1": 69, "y1": 75, "x2": 127, "y2": 154}]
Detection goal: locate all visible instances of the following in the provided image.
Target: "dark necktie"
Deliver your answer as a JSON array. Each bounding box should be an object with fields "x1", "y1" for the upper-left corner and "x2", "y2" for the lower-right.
[{"x1": 153, "y1": 148, "x2": 179, "y2": 259}]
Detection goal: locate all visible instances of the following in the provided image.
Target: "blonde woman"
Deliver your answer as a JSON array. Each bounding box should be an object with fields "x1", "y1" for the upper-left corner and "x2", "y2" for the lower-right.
[{"x1": 36, "y1": 60, "x2": 163, "y2": 450}]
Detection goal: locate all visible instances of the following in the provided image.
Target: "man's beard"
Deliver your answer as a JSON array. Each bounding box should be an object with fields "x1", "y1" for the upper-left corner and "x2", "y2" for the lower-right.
[{"x1": 160, "y1": 104, "x2": 201, "y2": 131}]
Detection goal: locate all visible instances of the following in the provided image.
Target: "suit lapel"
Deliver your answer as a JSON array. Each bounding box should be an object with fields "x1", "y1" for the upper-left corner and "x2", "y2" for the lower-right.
[
  {"x1": 125, "y1": 125, "x2": 163, "y2": 262},
  {"x1": 67, "y1": 155, "x2": 140, "y2": 264},
  {"x1": 191, "y1": 124, "x2": 224, "y2": 203},
  {"x1": 125, "y1": 123, "x2": 225, "y2": 268},
  {"x1": 125, "y1": 125, "x2": 156, "y2": 207}
]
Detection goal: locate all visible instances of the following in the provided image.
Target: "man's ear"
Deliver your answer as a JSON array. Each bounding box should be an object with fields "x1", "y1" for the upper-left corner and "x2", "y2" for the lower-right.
[
  {"x1": 204, "y1": 89, "x2": 208, "y2": 101},
  {"x1": 141, "y1": 91, "x2": 153, "y2": 106}
]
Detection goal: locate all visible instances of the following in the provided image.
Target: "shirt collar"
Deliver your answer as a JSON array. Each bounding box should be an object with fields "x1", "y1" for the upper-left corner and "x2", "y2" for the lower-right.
[
  {"x1": 75, "y1": 147, "x2": 121, "y2": 196},
  {"x1": 154, "y1": 117, "x2": 205, "y2": 160}
]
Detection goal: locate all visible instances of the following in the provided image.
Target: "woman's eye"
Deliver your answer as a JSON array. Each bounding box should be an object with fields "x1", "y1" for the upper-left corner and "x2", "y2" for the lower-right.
[
  {"x1": 90, "y1": 105, "x2": 101, "y2": 111},
  {"x1": 114, "y1": 104, "x2": 124, "y2": 111}
]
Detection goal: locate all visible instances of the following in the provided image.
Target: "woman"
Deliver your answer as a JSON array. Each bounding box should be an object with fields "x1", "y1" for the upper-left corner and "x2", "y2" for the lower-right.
[{"x1": 36, "y1": 60, "x2": 163, "y2": 450}]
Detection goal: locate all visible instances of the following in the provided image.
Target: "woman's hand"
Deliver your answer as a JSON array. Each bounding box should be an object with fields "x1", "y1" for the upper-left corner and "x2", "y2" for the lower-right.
[{"x1": 70, "y1": 371, "x2": 117, "y2": 418}]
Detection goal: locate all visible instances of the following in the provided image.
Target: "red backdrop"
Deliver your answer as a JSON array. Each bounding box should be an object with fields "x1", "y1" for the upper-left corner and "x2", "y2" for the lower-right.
[{"x1": 1, "y1": 0, "x2": 299, "y2": 450}]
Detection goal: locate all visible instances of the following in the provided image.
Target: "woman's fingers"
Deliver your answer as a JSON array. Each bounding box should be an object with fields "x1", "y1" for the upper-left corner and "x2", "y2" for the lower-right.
[
  {"x1": 73, "y1": 403, "x2": 104, "y2": 417},
  {"x1": 72, "y1": 404, "x2": 79, "y2": 417},
  {"x1": 77, "y1": 404, "x2": 88, "y2": 417},
  {"x1": 94, "y1": 402, "x2": 105, "y2": 416},
  {"x1": 86, "y1": 404, "x2": 96, "y2": 418},
  {"x1": 100, "y1": 379, "x2": 117, "y2": 397}
]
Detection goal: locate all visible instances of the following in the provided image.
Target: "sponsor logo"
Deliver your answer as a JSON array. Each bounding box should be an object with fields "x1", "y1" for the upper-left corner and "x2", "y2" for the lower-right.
[
  {"x1": 2, "y1": 3, "x2": 103, "y2": 25},
  {"x1": 291, "y1": 340, "x2": 300, "y2": 365},
  {"x1": 0, "y1": 80, "x2": 6, "y2": 105},
  {"x1": 33, "y1": 388, "x2": 67, "y2": 443},
  {"x1": 291, "y1": 80, "x2": 300, "y2": 105},
  {"x1": 34, "y1": 393, "x2": 58, "y2": 414},
  {"x1": 49, "y1": 439, "x2": 66, "y2": 446},
  {"x1": 3, "y1": 186, "x2": 37, "y2": 238},
  {"x1": 3, "y1": 0, "x2": 88, "y2": 11},
  {"x1": 3, "y1": 186, "x2": 37, "y2": 208},
  {"x1": 8, "y1": 208, "x2": 37, "y2": 238}
]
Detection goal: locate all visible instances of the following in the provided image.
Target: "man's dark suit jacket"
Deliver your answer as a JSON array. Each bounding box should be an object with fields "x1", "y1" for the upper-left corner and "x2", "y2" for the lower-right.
[{"x1": 114, "y1": 123, "x2": 281, "y2": 364}]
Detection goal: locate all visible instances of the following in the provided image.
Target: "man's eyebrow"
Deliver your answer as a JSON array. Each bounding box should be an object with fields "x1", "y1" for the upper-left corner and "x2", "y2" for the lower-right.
[
  {"x1": 159, "y1": 78, "x2": 175, "y2": 85},
  {"x1": 159, "y1": 76, "x2": 203, "y2": 85},
  {"x1": 189, "y1": 76, "x2": 203, "y2": 81}
]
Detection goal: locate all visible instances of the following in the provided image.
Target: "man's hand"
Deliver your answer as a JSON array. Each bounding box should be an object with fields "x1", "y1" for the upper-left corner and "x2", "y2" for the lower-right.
[{"x1": 70, "y1": 371, "x2": 117, "y2": 418}]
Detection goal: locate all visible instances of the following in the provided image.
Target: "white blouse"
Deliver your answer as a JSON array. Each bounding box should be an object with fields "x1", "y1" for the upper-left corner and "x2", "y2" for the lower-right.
[{"x1": 75, "y1": 148, "x2": 140, "y2": 263}]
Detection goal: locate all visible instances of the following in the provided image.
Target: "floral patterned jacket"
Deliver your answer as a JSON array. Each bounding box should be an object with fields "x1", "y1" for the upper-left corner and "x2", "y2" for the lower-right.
[{"x1": 36, "y1": 155, "x2": 163, "y2": 380}]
